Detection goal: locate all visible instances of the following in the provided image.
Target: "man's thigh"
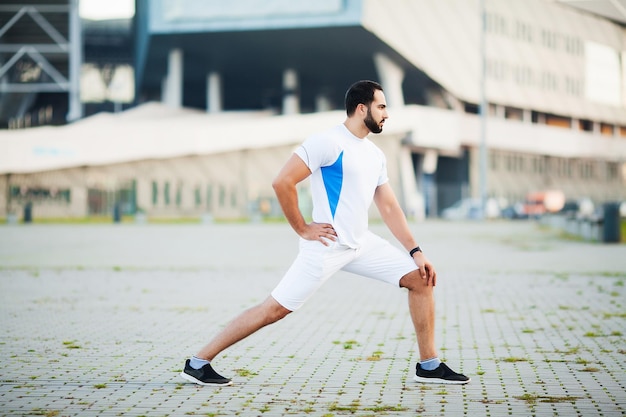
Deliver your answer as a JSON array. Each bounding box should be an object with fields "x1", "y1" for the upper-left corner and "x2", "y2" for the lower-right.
[
  {"x1": 271, "y1": 239, "x2": 356, "y2": 311},
  {"x1": 342, "y1": 232, "x2": 417, "y2": 286}
]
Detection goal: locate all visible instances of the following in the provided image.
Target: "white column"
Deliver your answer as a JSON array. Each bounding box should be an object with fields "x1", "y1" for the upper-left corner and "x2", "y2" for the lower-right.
[
  {"x1": 282, "y1": 68, "x2": 299, "y2": 115},
  {"x1": 315, "y1": 94, "x2": 331, "y2": 112},
  {"x1": 399, "y1": 147, "x2": 424, "y2": 221},
  {"x1": 163, "y1": 48, "x2": 183, "y2": 108},
  {"x1": 373, "y1": 53, "x2": 405, "y2": 107},
  {"x1": 537, "y1": 113, "x2": 546, "y2": 125},
  {"x1": 66, "y1": 0, "x2": 82, "y2": 122},
  {"x1": 523, "y1": 109, "x2": 532, "y2": 123},
  {"x1": 206, "y1": 71, "x2": 222, "y2": 113},
  {"x1": 592, "y1": 121, "x2": 601, "y2": 135}
]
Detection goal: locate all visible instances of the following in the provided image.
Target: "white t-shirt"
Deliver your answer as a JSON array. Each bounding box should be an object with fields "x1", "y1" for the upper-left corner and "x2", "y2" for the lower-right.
[{"x1": 295, "y1": 124, "x2": 389, "y2": 248}]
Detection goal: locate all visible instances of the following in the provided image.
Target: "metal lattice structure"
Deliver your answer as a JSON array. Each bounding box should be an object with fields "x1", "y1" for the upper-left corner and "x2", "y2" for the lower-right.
[{"x1": 0, "y1": 0, "x2": 81, "y2": 126}]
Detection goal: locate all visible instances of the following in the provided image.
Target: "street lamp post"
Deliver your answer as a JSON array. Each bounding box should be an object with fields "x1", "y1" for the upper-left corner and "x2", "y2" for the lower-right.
[{"x1": 479, "y1": 0, "x2": 488, "y2": 218}]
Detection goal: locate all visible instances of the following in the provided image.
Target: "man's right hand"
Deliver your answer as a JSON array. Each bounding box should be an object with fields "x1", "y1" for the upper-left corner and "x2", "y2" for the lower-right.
[{"x1": 300, "y1": 222, "x2": 337, "y2": 246}]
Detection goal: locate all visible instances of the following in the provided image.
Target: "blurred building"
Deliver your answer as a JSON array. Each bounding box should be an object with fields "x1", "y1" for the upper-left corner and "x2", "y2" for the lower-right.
[
  {"x1": 80, "y1": 15, "x2": 133, "y2": 115},
  {"x1": 1, "y1": 0, "x2": 626, "y2": 221},
  {"x1": 0, "y1": 0, "x2": 81, "y2": 128}
]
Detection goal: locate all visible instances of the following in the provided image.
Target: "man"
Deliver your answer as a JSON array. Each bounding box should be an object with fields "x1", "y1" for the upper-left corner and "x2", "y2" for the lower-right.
[{"x1": 181, "y1": 80, "x2": 469, "y2": 386}]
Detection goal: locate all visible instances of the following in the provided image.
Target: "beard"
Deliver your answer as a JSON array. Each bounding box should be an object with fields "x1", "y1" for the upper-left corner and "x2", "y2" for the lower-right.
[{"x1": 364, "y1": 107, "x2": 383, "y2": 134}]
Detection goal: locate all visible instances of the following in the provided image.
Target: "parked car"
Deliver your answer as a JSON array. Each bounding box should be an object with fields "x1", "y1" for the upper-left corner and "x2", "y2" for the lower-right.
[
  {"x1": 521, "y1": 190, "x2": 565, "y2": 218},
  {"x1": 441, "y1": 198, "x2": 500, "y2": 220},
  {"x1": 501, "y1": 202, "x2": 527, "y2": 219}
]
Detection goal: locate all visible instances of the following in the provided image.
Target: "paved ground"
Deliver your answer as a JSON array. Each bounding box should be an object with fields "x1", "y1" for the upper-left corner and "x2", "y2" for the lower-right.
[{"x1": 0, "y1": 220, "x2": 625, "y2": 417}]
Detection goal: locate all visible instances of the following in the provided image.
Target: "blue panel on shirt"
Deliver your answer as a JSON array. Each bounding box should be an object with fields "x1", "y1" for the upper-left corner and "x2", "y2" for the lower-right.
[{"x1": 321, "y1": 151, "x2": 344, "y2": 219}]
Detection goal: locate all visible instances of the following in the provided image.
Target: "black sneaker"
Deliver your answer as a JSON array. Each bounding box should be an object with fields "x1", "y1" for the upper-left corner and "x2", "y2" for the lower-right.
[
  {"x1": 413, "y1": 362, "x2": 470, "y2": 385},
  {"x1": 180, "y1": 359, "x2": 232, "y2": 386}
]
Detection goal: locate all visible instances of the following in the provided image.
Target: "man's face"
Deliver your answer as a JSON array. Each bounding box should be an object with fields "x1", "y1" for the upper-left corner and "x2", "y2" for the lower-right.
[{"x1": 363, "y1": 90, "x2": 388, "y2": 134}]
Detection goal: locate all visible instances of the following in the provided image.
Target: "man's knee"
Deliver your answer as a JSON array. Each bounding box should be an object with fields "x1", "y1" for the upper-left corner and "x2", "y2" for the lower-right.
[
  {"x1": 262, "y1": 296, "x2": 292, "y2": 323},
  {"x1": 399, "y1": 270, "x2": 432, "y2": 293}
]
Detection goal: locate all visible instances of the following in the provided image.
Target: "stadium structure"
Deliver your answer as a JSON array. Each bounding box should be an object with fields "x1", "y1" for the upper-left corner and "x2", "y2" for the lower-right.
[{"x1": 1, "y1": 0, "x2": 625, "y2": 221}]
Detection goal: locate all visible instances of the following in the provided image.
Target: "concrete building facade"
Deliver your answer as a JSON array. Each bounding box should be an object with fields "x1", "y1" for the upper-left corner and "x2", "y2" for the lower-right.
[{"x1": 1, "y1": 0, "x2": 625, "y2": 221}]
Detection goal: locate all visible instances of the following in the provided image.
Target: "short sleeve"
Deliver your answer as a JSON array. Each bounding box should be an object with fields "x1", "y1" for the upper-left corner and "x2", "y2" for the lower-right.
[{"x1": 294, "y1": 134, "x2": 338, "y2": 172}]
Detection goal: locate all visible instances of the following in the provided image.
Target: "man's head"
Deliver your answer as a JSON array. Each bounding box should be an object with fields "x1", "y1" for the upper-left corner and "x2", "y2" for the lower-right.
[{"x1": 344, "y1": 80, "x2": 387, "y2": 134}]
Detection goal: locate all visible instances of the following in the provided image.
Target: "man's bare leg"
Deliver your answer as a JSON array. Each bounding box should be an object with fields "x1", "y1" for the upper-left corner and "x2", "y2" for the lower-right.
[
  {"x1": 195, "y1": 296, "x2": 292, "y2": 361},
  {"x1": 400, "y1": 270, "x2": 437, "y2": 361},
  {"x1": 400, "y1": 270, "x2": 470, "y2": 384}
]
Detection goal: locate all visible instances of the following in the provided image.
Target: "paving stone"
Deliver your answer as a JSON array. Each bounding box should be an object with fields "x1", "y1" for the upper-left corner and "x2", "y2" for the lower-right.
[{"x1": 0, "y1": 221, "x2": 625, "y2": 416}]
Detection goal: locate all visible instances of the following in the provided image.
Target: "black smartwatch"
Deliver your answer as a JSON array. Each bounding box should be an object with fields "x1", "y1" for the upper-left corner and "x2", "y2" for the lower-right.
[{"x1": 409, "y1": 246, "x2": 422, "y2": 257}]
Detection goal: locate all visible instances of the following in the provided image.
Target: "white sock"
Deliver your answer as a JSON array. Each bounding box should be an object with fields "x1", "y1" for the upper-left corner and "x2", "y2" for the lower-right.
[
  {"x1": 420, "y1": 357, "x2": 441, "y2": 371},
  {"x1": 189, "y1": 356, "x2": 210, "y2": 370}
]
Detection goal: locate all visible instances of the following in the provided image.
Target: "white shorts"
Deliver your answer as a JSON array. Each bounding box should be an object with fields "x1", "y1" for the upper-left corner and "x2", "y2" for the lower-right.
[{"x1": 271, "y1": 231, "x2": 417, "y2": 311}]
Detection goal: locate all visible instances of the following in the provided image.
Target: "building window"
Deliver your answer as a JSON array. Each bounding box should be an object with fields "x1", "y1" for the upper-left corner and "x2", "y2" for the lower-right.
[
  {"x1": 152, "y1": 181, "x2": 158, "y2": 205},
  {"x1": 9, "y1": 185, "x2": 71, "y2": 203},
  {"x1": 194, "y1": 186, "x2": 202, "y2": 207},
  {"x1": 206, "y1": 184, "x2": 213, "y2": 210},
  {"x1": 219, "y1": 185, "x2": 226, "y2": 208},
  {"x1": 546, "y1": 114, "x2": 570, "y2": 129},
  {"x1": 516, "y1": 155, "x2": 525, "y2": 171},
  {"x1": 164, "y1": 182, "x2": 170, "y2": 206},
  {"x1": 600, "y1": 123, "x2": 614, "y2": 136},
  {"x1": 531, "y1": 111, "x2": 540, "y2": 124},
  {"x1": 607, "y1": 162, "x2": 618, "y2": 180},
  {"x1": 514, "y1": 20, "x2": 533, "y2": 43},
  {"x1": 505, "y1": 107, "x2": 523, "y2": 120},
  {"x1": 176, "y1": 183, "x2": 182, "y2": 207},
  {"x1": 533, "y1": 157, "x2": 545, "y2": 174},
  {"x1": 580, "y1": 162, "x2": 593, "y2": 179},
  {"x1": 566, "y1": 160, "x2": 572, "y2": 177},
  {"x1": 579, "y1": 119, "x2": 593, "y2": 132},
  {"x1": 490, "y1": 153, "x2": 499, "y2": 170},
  {"x1": 230, "y1": 186, "x2": 238, "y2": 207},
  {"x1": 464, "y1": 102, "x2": 479, "y2": 114}
]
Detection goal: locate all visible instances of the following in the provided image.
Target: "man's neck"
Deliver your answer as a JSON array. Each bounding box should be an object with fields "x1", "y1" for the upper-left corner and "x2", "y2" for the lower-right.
[{"x1": 343, "y1": 119, "x2": 369, "y2": 139}]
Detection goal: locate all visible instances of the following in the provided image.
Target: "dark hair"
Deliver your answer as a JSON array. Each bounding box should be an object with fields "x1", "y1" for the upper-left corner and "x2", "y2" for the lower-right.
[{"x1": 344, "y1": 80, "x2": 383, "y2": 116}]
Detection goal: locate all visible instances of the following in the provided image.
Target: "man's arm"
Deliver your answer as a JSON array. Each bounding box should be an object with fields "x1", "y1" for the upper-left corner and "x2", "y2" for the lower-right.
[
  {"x1": 272, "y1": 154, "x2": 337, "y2": 245},
  {"x1": 374, "y1": 183, "x2": 436, "y2": 285}
]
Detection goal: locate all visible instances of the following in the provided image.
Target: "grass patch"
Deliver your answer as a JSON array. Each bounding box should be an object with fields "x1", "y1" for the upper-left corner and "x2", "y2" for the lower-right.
[
  {"x1": 233, "y1": 368, "x2": 257, "y2": 378},
  {"x1": 364, "y1": 350, "x2": 384, "y2": 361},
  {"x1": 30, "y1": 410, "x2": 60, "y2": 417},
  {"x1": 342, "y1": 340, "x2": 359, "y2": 350},
  {"x1": 328, "y1": 400, "x2": 360, "y2": 413},
  {"x1": 62, "y1": 340, "x2": 81, "y2": 349},
  {"x1": 502, "y1": 356, "x2": 528, "y2": 363},
  {"x1": 365, "y1": 405, "x2": 408, "y2": 413},
  {"x1": 515, "y1": 393, "x2": 581, "y2": 404},
  {"x1": 602, "y1": 312, "x2": 626, "y2": 319},
  {"x1": 555, "y1": 346, "x2": 581, "y2": 355},
  {"x1": 584, "y1": 330, "x2": 622, "y2": 337}
]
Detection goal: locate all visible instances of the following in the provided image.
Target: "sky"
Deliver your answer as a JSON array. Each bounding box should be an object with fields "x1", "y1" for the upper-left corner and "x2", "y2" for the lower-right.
[{"x1": 79, "y1": 0, "x2": 135, "y2": 20}]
